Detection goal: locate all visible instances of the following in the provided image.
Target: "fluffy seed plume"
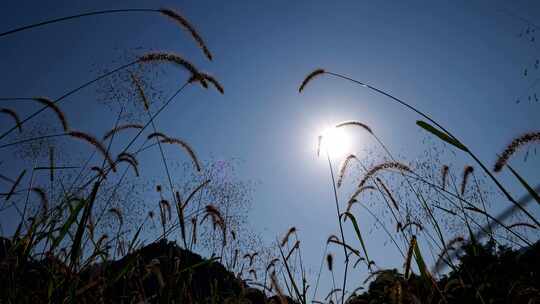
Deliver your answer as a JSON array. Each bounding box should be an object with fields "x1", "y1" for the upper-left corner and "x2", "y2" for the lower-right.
[
  {"x1": 357, "y1": 162, "x2": 411, "y2": 189},
  {"x1": 139, "y1": 52, "x2": 207, "y2": 88},
  {"x1": 159, "y1": 8, "x2": 213, "y2": 61},
  {"x1": 335, "y1": 120, "x2": 373, "y2": 134},
  {"x1": 441, "y1": 165, "x2": 449, "y2": 190},
  {"x1": 103, "y1": 124, "x2": 143, "y2": 140},
  {"x1": 494, "y1": 132, "x2": 540, "y2": 172},
  {"x1": 337, "y1": 154, "x2": 357, "y2": 188},
  {"x1": 160, "y1": 137, "x2": 201, "y2": 171},
  {"x1": 0, "y1": 108, "x2": 22, "y2": 132},
  {"x1": 280, "y1": 226, "x2": 297, "y2": 247},
  {"x1": 33, "y1": 97, "x2": 69, "y2": 131},
  {"x1": 299, "y1": 69, "x2": 325, "y2": 93},
  {"x1": 460, "y1": 165, "x2": 474, "y2": 195},
  {"x1": 68, "y1": 131, "x2": 116, "y2": 172}
]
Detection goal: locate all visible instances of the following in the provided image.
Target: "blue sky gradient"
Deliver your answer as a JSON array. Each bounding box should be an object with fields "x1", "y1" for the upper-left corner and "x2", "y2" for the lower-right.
[{"x1": 1, "y1": 0, "x2": 539, "y2": 299}]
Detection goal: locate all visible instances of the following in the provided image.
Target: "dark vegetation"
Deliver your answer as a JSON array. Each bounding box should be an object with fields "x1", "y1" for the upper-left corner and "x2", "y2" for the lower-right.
[{"x1": 0, "y1": 5, "x2": 539, "y2": 304}]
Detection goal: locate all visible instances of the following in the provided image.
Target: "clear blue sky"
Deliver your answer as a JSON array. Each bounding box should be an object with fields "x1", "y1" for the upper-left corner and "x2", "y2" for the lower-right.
[{"x1": 1, "y1": 0, "x2": 539, "y2": 299}]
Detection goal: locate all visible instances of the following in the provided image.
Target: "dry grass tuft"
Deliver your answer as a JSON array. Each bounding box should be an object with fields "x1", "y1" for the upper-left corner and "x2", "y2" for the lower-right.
[
  {"x1": 0, "y1": 108, "x2": 22, "y2": 133},
  {"x1": 103, "y1": 124, "x2": 143, "y2": 140},
  {"x1": 299, "y1": 69, "x2": 325, "y2": 93},
  {"x1": 159, "y1": 8, "x2": 213, "y2": 61},
  {"x1": 33, "y1": 97, "x2": 69, "y2": 131},
  {"x1": 160, "y1": 137, "x2": 201, "y2": 171},
  {"x1": 494, "y1": 132, "x2": 540, "y2": 172},
  {"x1": 68, "y1": 131, "x2": 116, "y2": 172}
]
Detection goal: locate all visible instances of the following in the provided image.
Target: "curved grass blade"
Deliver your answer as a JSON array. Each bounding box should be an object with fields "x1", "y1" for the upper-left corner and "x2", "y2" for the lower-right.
[
  {"x1": 416, "y1": 120, "x2": 467, "y2": 151},
  {"x1": 342, "y1": 212, "x2": 370, "y2": 267}
]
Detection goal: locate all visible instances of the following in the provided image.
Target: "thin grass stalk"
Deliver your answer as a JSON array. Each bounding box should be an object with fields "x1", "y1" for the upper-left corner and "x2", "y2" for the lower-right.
[
  {"x1": 311, "y1": 243, "x2": 329, "y2": 301},
  {"x1": 277, "y1": 240, "x2": 303, "y2": 303},
  {"x1": 472, "y1": 173, "x2": 494, "y2": 240},
  {"x1": 325, "y1": 150, "x2": 349, "y2": 304},
  {"x1": 131, "y1": 72, "x2": 186, "y2": 247},
  {"x1": 0, "y1": 8, "x2": 213, "y2": 62}
]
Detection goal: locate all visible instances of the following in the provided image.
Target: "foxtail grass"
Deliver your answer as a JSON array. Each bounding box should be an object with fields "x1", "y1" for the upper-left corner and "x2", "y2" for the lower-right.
[
  {"x1": 337, "y1": 154, "x2": 357, "y2": 188},
  {"x1": 461, "y1": 166, "x2": 474, "y2": 195},
  {"x1": 68, "y1": 131, "x2": 116, "y2": 172},
  {"x1": 494, "y1": 132, "x2": 540, "y2": 172},
  {"x1": 0, "y1": 108, "x2": 22, "y2": 132},
  {"x1": 103, "y1": 124, "x2": 143, "y2": 140}
]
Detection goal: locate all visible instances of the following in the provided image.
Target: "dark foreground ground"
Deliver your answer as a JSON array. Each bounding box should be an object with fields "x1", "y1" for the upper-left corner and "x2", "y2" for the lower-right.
[{"x1": 1, "y1": 237, "x2": 539, "y2": 303}]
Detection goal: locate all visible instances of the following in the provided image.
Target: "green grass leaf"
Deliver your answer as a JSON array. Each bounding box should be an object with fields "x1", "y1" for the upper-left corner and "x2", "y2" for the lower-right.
[
  {"x1": 342, "y1": 212, "x2": 370, "y2": 266},
  {"x1": 416, "y1": 120, "x2": 467, "y2": 151}
]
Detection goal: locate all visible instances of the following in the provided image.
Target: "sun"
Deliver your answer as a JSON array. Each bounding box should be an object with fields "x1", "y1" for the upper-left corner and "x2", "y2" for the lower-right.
[{"x1": 319, "y1": 127, "x2": 351, "y2": 158}]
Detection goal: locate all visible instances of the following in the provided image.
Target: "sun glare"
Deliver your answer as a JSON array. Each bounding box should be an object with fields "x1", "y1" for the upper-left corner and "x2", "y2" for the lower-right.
[{"x1": 319, "y1": 127, "x2": 351, "y2": 158}]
